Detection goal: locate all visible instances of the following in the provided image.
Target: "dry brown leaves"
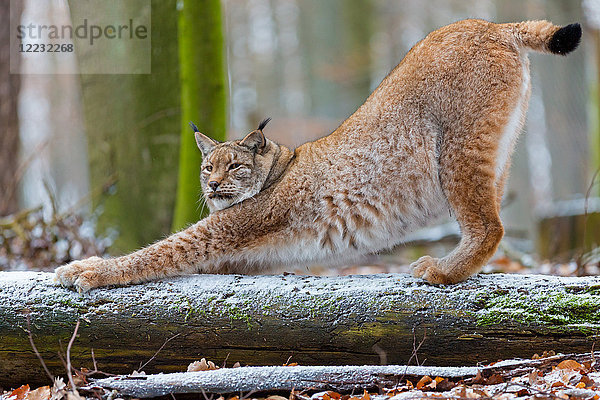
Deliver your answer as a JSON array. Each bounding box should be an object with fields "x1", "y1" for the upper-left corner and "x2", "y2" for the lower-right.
[
  {"x1": 2, "y1": 378, "x2": 67, "y2": 400},
  {"x1": 0, "y1": 207, "x2": 111, "y2": 271}
]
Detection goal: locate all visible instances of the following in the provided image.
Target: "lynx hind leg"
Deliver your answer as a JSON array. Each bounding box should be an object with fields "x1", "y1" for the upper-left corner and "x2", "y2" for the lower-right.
[
  {"x1": 412, "y1": 115, "x2": 513, "y2": 284},
  {"x1": 412, "y1": 151, "x2": 504, "y2": 284}
]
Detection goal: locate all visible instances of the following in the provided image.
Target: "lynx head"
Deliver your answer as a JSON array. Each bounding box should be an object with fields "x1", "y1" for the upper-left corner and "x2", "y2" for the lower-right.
[{"x1": 191, "y1": 118, "x2": 277, "y2": 213}]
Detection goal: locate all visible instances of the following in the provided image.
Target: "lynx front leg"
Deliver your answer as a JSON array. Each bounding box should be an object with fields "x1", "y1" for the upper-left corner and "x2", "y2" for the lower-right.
[{"x1": 55, "y1": 195, "x2": 293, "y2": 291}]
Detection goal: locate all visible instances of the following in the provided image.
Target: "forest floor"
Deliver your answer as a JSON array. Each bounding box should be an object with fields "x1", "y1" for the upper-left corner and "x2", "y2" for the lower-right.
[{"x1": 4, "y1": 351, "x2": 600, "y2": 400}]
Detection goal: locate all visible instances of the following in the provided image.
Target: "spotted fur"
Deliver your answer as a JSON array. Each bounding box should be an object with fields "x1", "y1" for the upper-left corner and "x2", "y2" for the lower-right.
[{"x1": 56, "y1": 19, "x2": 580, "y2": 291}]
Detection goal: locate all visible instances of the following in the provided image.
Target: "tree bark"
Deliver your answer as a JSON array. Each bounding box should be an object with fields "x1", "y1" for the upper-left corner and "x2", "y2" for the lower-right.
[
  {"x1": 70, "y1": 0, "x2": 181, "y2": 253},
  {"x1": 172, "y1": 0, "x2": 227, "y2": 230},
  {"x1": 0, "y1": 0, "x2": 22, "y2": 216},
  {"x1": 1, "y1": 272, "x2": 599, "y2": 387}
]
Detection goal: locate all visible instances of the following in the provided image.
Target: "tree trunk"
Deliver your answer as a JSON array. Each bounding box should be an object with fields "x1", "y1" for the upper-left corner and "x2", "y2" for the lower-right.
[
  {"x1": 537, "y1": 205, "x2": 600, "y2": 262},
  {"x1": 70, "y1": 0, "x2": 181, "y2": 253},
  {"x1": 0, "y1": 0, "x2": 22, "y2": 216},
  {"x1": 1, "y1": 272, "x2": 599, "y2": 387},
  {"x1": 172, "y1": 0, "x2": 227, "y2": 230}
]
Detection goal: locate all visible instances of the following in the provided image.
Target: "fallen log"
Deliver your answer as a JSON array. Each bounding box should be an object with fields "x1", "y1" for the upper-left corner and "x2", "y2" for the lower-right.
[
  {"x1": 1, "y1": 271, "x2": 600, "y2": 388},
  {"x1": 89, "y1": 352, "x2": 600, "y2": 397},
  {"x1": 91, "y1": 364, "x2": 477, "y2": 397}
]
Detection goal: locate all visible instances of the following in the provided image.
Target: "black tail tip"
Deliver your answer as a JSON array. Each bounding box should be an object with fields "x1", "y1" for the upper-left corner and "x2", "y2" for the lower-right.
[
  {"x1": 189, "y1": 121, "x2": 199, "y2": 132},
  {"x1": 549, "y1": 23, "x2": 582, "y2": 55}
]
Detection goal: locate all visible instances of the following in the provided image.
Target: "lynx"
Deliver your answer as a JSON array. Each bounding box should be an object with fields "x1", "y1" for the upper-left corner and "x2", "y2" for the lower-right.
[{"x1": 56, "y1": 19, "x2": 581, "y2": 291}]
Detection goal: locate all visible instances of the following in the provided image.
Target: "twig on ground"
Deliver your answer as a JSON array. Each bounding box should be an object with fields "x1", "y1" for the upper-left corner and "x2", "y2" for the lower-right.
[
  {"x1": 26, "y1": 313, "x2": 54, "y2": 382},
  {"x1": 138, "y1": 332, "x2": 182, "y2": 371},
  {"x1": 222, "y1": 352, "x2": 230, "y2": 368},
  {"x1": 66, "y1": 320, "x2": 81, "y2": 390},
  {"x1": 396, "y1": 327, "x2": 427, "y2": 389}
]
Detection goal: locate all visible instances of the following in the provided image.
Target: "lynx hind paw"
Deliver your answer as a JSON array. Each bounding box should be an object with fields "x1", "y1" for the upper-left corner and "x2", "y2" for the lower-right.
[
  {"x1": 411, "y1": 256, "x2": 451, "y2": 285},
  {"x1": 55, "y1": 256, "x2": 105, "y2": 292}
]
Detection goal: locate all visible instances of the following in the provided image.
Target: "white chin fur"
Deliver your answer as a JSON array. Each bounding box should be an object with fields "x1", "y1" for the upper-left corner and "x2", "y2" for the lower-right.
[
  {"x1": 206, "y1": 186, "x2": 261, "y2": 213},
  {"x1": 208, "y1": 197, "x2": 236, "y2": 212}
]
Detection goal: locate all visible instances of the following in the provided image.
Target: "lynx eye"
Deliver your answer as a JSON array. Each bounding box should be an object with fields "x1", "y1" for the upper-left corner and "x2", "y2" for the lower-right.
[
  {"x1": 228, "y1": 163, "x2": 242, "y2": 170},
  {"x1": 204, "y1": 165, "x2": 213, "y2": 172}
]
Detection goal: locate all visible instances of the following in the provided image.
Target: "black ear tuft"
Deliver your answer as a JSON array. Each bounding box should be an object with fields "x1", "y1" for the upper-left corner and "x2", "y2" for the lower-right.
[
  {"x1": 189, "y1": 121, "x2": 200, "y2": 132},
  {"x1": 258, "y1": 117, "x2": 272, "y2": 131},
  {"x1": 549, "y1": 23, "x2": 582, "y2": 55}
]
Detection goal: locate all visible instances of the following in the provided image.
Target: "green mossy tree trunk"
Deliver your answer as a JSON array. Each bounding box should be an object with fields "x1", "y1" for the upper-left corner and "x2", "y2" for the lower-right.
[
  {"x1": 71, "y1": 1, "x2": 181, "y2": 253},
  {"x1": 171, "y1": 0, "x2": 227, "y2": 231},
  {"x1": 341, "y1": 0, "x2": 373, "y2": 110}
]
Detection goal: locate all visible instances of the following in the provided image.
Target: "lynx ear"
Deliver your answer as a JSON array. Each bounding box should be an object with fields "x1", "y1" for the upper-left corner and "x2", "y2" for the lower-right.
[
  {"x1": 240, "y1": 130, "x2": 266, "y2": 152},
  {"x1": 190, "y1": 122, "x2": 218, "y2": 156},
  {"x1": 240, "y1": 117, "x2": 270, "y2": 152}
]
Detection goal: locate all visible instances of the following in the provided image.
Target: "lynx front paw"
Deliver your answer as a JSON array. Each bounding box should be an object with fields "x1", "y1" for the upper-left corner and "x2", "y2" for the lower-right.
[
  {"x1": 55, "y1": 256, "x2": 108, "y2": 292},
  {"x1": 411, "y1": 256, "x2": 453, "y2": 285}
]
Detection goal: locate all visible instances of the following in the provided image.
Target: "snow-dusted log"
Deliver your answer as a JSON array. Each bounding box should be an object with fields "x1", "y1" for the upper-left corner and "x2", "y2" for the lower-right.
[
  {"x1": 92, "y1": 365, "x2": 478, "y2": 397},
  {"x1": 1, "y1": 271, "x2": 600, "y2": 388},
  {"x1": 90, "y1": 352, "x2": 600, "y2": 397}
]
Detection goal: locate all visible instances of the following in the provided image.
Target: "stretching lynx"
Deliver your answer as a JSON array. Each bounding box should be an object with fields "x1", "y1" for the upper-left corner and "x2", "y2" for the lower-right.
[{"x1": 56, "y1": 19, "x2": 581, "y2": 291}]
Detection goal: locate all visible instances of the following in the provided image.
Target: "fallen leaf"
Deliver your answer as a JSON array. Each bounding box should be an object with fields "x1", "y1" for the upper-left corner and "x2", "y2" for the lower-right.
[
  {"x1": 533, "y1": 350, "x2": 556, "y2": 359},
  {"x1": 26, "y1": 386, "x2": 50, "y2": 400},
  {"x1": 311, "y1": 392, "x2": 335, "y2": 400},
  {"x1": 434, "y1": 378, "x2": 455, "y2": 391},
  {"x1": 486, "y1": 374, "x2": 504, "y2": 384},
  {"x1": 583, "y1": 361, "x2": 594, "y2": 371},
  {"x1": 579, "y1": 375, "x2": 594, "y2": 387},
  {"x1": 416, "y1": 376, "x2": 432, "y2": 390},
  {"x1": 556, "y1": 359, "x2": 584, "y2": 371},
  {"x1": 528, "y1": 370, "x2": 542, "y2": 385},
  {"x1": 188, "y1": 358, "x2": 219, "y2": 372},
  {"x1": 453, "y1": 386, "x2": 466, "y2": 398},
  {"x1": 6, "y1": 385, "x2": 30, "y2": 400},
  {"x1": 515, "y1": 388, "x2": 529, "y2": 396},
  {"x1": 471, "y1": 370, "x2": 486, "y2": 385}
]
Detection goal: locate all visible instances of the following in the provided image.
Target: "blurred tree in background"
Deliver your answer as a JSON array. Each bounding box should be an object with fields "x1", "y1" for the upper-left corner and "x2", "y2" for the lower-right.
[
  {"x1": 68, "y1": 0, "x2": 181, "y2": 253},
  {"x1": 0, "y1": 0, "x2": 22, "y2": 216},
  {"x1": 172, "y1": 0, "x2": 227, "y2": 231}
]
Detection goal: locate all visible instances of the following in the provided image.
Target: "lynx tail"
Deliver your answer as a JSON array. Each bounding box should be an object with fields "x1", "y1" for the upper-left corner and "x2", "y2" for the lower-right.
[
  {"x1": 512, "y1": 20, "x2": 581, "y2": 55},
  {"x1": 548, "y1": 23, "x2": 582, "y2": 55}
]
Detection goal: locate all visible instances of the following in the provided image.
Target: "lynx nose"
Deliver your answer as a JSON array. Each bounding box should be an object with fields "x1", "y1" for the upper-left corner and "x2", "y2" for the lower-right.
[{"x1": 208, "y1": 181, "x2": 220, "y2": 191}]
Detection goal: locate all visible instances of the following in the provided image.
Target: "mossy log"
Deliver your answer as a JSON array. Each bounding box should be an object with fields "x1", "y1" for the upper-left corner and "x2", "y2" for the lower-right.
[{"x1": 1, "y1": 271, "x2": 600, "y2": 388}]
